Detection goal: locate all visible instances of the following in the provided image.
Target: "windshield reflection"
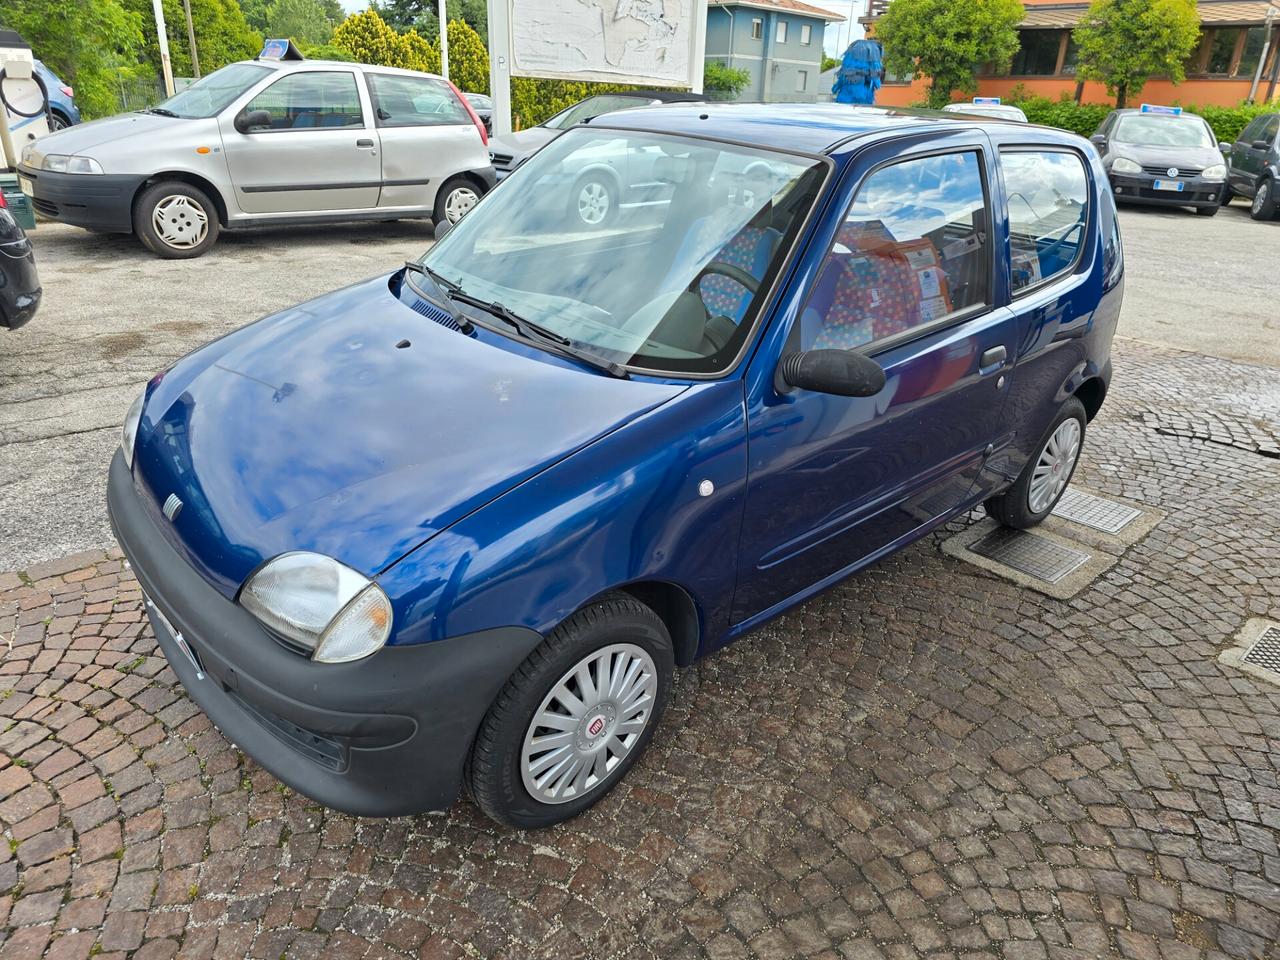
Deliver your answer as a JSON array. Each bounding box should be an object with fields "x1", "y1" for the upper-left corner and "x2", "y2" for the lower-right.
[{"x1": 420, "y1": 128, "x2": 825, "y2": 375}]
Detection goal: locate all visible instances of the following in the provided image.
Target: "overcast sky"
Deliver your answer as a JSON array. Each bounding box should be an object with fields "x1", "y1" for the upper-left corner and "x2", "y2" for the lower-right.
[{"x1": 338, "y1": 0, "x2": 866, "y2": 58}]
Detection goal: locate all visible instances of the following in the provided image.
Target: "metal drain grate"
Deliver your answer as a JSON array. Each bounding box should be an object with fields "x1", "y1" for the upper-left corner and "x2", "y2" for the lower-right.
[
  {"x1": 1242, "y1": 626, "x2": 1280, "y2": 674},
  {"x1": 1053, "y1": 488, "x2": 1142, "y2": 534},
  {"x1": 968, "y1": 528, "x2": 1090, "y2": 583}
]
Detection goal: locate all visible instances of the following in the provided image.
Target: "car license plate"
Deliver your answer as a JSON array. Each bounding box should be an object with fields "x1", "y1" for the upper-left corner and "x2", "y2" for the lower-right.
[
  {"x1": 17, "y1": 176, "x2": 32, "y2": 196},
  {"x1": 145, "y1": 594, "x2": 202, "y2": 673},
  {"x1": 1152, "y1": 179, "x2": 1185, "y2": 192}
]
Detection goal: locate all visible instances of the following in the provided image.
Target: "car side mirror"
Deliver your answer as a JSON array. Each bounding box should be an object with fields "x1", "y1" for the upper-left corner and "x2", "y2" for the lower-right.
[
  {"x1": 1219, "y1": 141, "x2": 1232, "y2": 152},
  {"x1": 1089, "y1": 134, "x2": 1107, "y2": 148},
  {"x1": 234, "y1": 109, "x2": 271, "y2": 134},
  {"x1": 1253, "y1": 139, "x2": 1270, "y2": 151},
  {"x1": 779, "y1": 349, "x2": 886, "y2": 398}
]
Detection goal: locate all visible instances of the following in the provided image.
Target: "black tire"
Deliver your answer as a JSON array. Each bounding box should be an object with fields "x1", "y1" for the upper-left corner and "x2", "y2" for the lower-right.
[
  {"x1": 569, "y1": 174, "x2": 617, "y2": 228},
  {"x1": 984, "y1": 397, "x2": 1087, "y2": 530},
  {"x1": 133, "y1": 180, "x2": 219, "y2": 259},
  {"x1": 433, "y1": 176, "x2": 482, "y2": 226},
  {"x1": 1250, "y1": 177, "x2": 1278, "y2": 221},
  {"x1": 468, "y1": 592, "x2": 674, "y2": 829},
  {"x1": 1195, "y1": 204, "x2": 1219, "y2": 217},
  {"x1": 1220, "y1": 185, "x2": 1234, "y2": 205},
  {"x1": 47, "y1": 111, "x2": 70, "y2": 132}
]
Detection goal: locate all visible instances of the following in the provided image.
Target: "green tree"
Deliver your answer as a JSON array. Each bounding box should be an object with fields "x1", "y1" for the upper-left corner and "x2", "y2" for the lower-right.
[
  {"x1": 265, "y1": 0, "x2": 337, "y2": 46},
  {"x1": 375, "y1": 0, "x2": 487, "y2": 41},
  {"x1": 332, "y1": 8, "x2": 406, "y2": 65},
  {"x1": 821, "y1": 54, "x2": 841, "y2": 73},
  {"x1": 400, "y1": 27, "x2": 442, "y2": 73},
  {"x1": 876, "y1": 0, "x2": 1025, "y2": 108},
  {"x1": 704, "y1": 60, "x2": 751, "y2": 100},
  {"x1": 0, "y1": 0, "x2": 146, "y2": 118},
  {"x1": 123, "y1": 0, "x2": 262, "y2": 77},
  {"x1": 1074, "y1": 0, "x2": 1201, "y2": 107},
  {"x1": 445, "y1": 18, "x2": 488, "y2": 92}
]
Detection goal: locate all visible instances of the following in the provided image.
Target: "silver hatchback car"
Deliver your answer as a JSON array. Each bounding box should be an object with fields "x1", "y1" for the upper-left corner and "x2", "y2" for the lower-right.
[{"x1": 17, "y1": 58, "x2": 494, "y2": 258}]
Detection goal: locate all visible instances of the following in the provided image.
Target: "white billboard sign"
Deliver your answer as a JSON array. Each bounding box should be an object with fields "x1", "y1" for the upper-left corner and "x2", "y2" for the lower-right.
[{"x1": 508, "y1": 0, "x2": 708, "y2": 90}]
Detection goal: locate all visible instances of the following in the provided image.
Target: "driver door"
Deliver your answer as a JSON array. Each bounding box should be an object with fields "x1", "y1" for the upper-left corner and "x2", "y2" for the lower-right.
[{"x1": 732, "y1": 132, "x2": 1019, "y2": 626}]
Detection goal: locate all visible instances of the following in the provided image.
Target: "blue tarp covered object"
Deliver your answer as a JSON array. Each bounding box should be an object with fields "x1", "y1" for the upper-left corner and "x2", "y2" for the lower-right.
[{"x1": 832, "y1": 39, "x2": 883, "y2": 105}]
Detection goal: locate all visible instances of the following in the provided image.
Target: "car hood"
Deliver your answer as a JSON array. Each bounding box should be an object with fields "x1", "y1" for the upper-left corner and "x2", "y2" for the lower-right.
[
  {"x1": 489, "y1": 126, "x2": 560, "y2": 158},
  {"x1": 133, "y1": 275, "x2": 685, "y2": 597},
  {"x1": 27, "y1": 112, "x2": 184, "y2": 159},
  {"x1": 1109, "y1": 143, "x2": 1224, "y2": 169}
]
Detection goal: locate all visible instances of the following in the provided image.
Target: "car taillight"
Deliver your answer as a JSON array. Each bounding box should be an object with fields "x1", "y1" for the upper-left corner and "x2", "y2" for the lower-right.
[
  {"x1": 448, "y1": 80, "x2": 488, "y2": 146},
  {"x1": 0, "y1": 191, "x2": 7, "y2": 208},
  {"x1": 60, "y1": 85, "x2": 74, "y2": 98}
]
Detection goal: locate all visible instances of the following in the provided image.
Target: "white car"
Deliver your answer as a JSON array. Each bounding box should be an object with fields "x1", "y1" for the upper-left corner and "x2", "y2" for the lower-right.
[{"x1": 18, "y1": 56, "x2": 494, "y2": 258}]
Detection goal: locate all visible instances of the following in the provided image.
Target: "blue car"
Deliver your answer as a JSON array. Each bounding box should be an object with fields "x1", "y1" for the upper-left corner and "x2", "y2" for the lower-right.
[
  {"x1": 107, "y1": 104, "x2": 1123, "y2": 827},
  {"x1": 33, "y1": 60, "x2": 80, "y2": 130}
]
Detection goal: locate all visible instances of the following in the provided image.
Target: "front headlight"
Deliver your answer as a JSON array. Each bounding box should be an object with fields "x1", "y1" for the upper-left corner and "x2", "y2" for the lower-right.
[
  {"x1": 240, "y1": 553, "x2": 392, "y2": 663},
  {"x1": 20, "y1": 142, "x2": 37, "y2": 167},
  {"x1": 121, "y1": 390, "x2": 145, "y2": 468},
  {"x1": 42, "y1": 154, "x2": 103, "y2": 175},
  {"x1": 1111, "y1": 157, "x2": 1142, "y2": 175},
  {"x1": 1202, "y1": 163, "x2": 1227, "y2": 181}
]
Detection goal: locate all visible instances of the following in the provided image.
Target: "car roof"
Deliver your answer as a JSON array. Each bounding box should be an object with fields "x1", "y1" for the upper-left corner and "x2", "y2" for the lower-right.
[
  {"x1": 593, "y1": 101, "x2": 1068, "y2": 155},
  {"x1": 239, "y1": 58, "x2": 447, "y2": 82}
]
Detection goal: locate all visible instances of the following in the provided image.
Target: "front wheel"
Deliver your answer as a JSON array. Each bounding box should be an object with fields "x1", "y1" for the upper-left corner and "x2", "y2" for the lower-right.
[
  {"x1": 985, "y1": 397, "x2": 1086, "y2": 530},
  {"x1": 134, "y1": 181, "x2": 218, "y2": 259},
  {"x1": 1250, "y1": 178, "x2": 1278, "y2": 221},
  {"x1": 1195, "y1": 203, "x2": 1219, "y2": 217},
  {"x1": 468, "y1": 593, "x2": 673, "y2": 829},
  {"x1": 570, "y1": 175, "x2": 616, "y2": 228}
]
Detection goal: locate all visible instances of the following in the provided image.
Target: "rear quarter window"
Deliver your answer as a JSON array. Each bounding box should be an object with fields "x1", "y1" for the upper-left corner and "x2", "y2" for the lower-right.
[{"x1": 1000, "y1": 149, "x2": 1090, "y2": 294}]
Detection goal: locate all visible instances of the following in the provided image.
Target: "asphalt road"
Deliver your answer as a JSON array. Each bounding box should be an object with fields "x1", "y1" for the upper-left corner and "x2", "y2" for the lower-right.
[{"x1": 2, "y1": 203, "x2": 1277, "y2": 569}]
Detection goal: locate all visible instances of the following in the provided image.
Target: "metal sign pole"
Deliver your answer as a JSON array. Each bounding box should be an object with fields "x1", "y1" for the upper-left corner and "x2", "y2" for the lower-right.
[
  {"x1": 152, "y1": 0, "x2": 176, "y2": 96},
  {"x1": 183, "y1": 0, "x2": 201, "y2": 79},
  {"x1": 438, "y1": 0, "x2": 450, "y2": 80},
  {"x1": 487, "y1": 0, "x2": 512, "y2": 136}
]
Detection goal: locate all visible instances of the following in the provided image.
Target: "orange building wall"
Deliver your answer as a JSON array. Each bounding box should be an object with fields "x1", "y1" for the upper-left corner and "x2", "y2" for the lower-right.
[{"x1": 875, "y1": 75, "x2": 1266, "y2": 109}]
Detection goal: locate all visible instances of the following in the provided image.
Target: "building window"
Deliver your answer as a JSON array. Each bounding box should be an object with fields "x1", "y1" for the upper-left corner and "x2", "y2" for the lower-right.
[
  {"x1": 1236, "y1": 25, "x2": 1268, "y2": 78},
  {"x1": 797, "y1": 69, "x2": 808, "y2": 91},
  {"x1": 1206, "y1": 27, "x2": 1239, "y2": 75},
  {"x1": 801, "y1": 23, "x2": 812, "y2": 45},
  {"x1": 776, "y1": 21, "x2": 788, "y2": 43},
  {"x1": 1009, "y1": 30, "x2": 1063, "y2": 76},
  {"x1": 1060, "y1": 37, "x2": 1080, "y2": 76},
  {"x1": 1188, "y1": 26, "x2": 1271, "y2": 78},
  {"x1": 751, "y1": 17, "x2": 762, "y2": 39}
]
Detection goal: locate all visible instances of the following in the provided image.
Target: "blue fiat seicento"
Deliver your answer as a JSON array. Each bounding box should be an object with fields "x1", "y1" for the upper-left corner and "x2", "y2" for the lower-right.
[{"x1": 108, "y1": 104, "x2": 1123, "y2": 828}]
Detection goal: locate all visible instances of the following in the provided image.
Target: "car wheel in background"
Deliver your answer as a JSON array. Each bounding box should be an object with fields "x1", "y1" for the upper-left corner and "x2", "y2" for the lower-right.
[
  {"x1": 1250, "y1": 178, "x2": 1278, "y2": 221},
  {"x1": 47, "y1": 111, "x2": 69, "y2": 132},
  {"x1": 1220, "y1": 185, "x2": 1234, "y2": 205},
  {"x1": 434, "y1": 177, "x2": 481, "y2": 225},
  {"x1": 134, "y1": 181, "x2": 219, "y2": 259},
  {"x1": 985, "y1": 397, "x2": 1087, "y2": 530},
  {"x1": 468, "y1": 592, "x2": 673, "y2": 828},
  {"x1": 1195, "y1": 204, "x2": 1218, "y2": 217},
  {"x1": 571, "y1": 175, "x2": 616, "y2": 228}
]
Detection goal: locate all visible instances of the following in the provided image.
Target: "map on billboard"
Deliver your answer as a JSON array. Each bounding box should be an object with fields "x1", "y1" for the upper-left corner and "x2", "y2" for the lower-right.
[{"x1": 510, "y1": 0, "x2": 706, "y2": 88}]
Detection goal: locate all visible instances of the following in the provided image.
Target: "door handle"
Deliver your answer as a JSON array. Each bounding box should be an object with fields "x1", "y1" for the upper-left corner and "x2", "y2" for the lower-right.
[
  {"x1": 356, "y1": 138, "x2": 375, "y2": 148},
  {"x1": 979, "y1": 345, "x2": 1007, "y2": 373}
]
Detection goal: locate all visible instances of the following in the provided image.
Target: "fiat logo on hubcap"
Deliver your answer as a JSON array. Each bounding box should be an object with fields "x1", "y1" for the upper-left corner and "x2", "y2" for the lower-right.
[{"x1": 587, "y1": 715, "x2": 606, "y2": 737}]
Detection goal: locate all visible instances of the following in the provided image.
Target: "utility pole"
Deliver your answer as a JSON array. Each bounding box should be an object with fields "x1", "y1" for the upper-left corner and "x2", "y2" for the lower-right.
[
  {"x1": 438, "y1": 0, "x2": 450, "y2": 80},
  {"x1": 183, "y1": 0, "x2": 201, "y2": 79},
  {"x1": 151, "y1": 0, "x2": 175, "y2": 96}
]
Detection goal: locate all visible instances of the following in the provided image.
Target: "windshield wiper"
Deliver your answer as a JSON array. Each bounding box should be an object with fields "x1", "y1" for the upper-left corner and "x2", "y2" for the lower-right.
[
  {"x1": 144, "y1": 107, "x2": 179, "y2": 117},
  {"x1": 401, "y1": 261, "x2": 473, "y2": 333}
]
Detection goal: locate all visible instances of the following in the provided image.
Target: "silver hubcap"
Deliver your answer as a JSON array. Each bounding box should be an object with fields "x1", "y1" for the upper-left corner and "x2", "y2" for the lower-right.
[
  {"x1": 1028, "y1": 418, "x2": 1082, "y2": 514},
  {"x1": 1254, "y1": 183, "x2": 1269, "y2": 214},
  {"x1": 152, "y1": 195, "x2": 208, "y2": 249},
  {"x1": 576, "y1": 181, "x2": 610, "y2": 225},
  {"x1": 444, "y1": 186, "x2": 478, "y2": 223},
  {"x1": 521, "y1": 643, "x2": 656, "y2": 805}
]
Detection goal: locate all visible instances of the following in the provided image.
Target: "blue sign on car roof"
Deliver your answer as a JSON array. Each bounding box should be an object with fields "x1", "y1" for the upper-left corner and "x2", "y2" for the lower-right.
[
  {"x1": 1140, "y1": 104, "x2": 1182, "y2": 115},
  {"x1": 973, "y1": 97, "x2": 1001, "y2": 104}
]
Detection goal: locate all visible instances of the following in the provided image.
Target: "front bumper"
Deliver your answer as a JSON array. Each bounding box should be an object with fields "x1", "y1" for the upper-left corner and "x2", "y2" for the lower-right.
[
  {"x1": 107, "y1": 450, "x2": 543, "y2": 816},
  {"x1": 1109, "y1": 172, "x2": 1223, "y2": 208},
  {"x1": 16, "y1": 164, "x2": 145, "y2": 233}
]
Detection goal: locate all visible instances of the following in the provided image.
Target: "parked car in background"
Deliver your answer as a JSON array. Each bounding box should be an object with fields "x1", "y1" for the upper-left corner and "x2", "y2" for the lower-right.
[
  {"x1": 0, "y1": 192, "x2": 41, "y2": 330},
  {"x1": 1090, "y1": 106, "x2": 1228, "y2": 216},
  {"x1": 34, "y1": 59, "x2": 80, "y2": 130},
  {"x1": 17, "y1": 57, "x2": 493, "y2": 258},
  {"x1": 463, "y1": 92, "x2": 492, "y2": 134},
  {"x1": 942, "y1": 101, "x2": 1027, "y2": 123},
  {"x1": 1224, "y1": 111, "x2": 1279, "y2": 221},
  {"x1": 487, "y1": 90, "x2": 708, "y2": 179},
  {"x1": 109, "y1": 104, "x2": 1120, "y2": 828}
]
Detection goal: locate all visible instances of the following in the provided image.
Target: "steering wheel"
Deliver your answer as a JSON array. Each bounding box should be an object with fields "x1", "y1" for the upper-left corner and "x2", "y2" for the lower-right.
[{"x1": 691, "y1": 259, "x2": 760, "y2": 295}]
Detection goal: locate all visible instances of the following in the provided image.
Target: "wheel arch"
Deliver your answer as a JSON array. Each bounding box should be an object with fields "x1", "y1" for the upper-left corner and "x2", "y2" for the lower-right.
[
  {"x1": 134, "y1": 171, "x2": 230, "y2": 226},
  {"x1": 572, "y1": 162, "x2": 623, "y2": 192},
  {"x1": 1074, "y1": 375, "x2": 1107, "y2": 422},
  {"x1": 614, "y1": 580, "x2": 702, "y2": 668}
]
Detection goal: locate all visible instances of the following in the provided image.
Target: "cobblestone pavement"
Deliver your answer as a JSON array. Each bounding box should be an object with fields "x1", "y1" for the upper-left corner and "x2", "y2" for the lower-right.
[{"x1": 1, "y1": 337, "x2": 1278, "y2": 960}]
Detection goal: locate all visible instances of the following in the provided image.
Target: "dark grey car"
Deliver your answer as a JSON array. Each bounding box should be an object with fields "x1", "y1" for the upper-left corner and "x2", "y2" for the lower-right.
[
  {"x1": 1090, "y1": 109, "x2": 1228, "y2": 216},
  {"x1": 1225, "y1": 112, "x2": 1280, "y2": 221}
]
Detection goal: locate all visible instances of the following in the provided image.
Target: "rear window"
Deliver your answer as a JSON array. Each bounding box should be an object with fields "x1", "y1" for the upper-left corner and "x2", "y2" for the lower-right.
[
  {"x1": 1001, "y1": 150, "x2": 1090, "y2": 293},
  {"x1": 367, "y1": 73, "x2": 469, "y2": 127}
]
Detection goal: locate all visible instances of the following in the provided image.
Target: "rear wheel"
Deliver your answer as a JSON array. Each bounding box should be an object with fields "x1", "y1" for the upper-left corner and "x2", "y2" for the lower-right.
[
  {"x1": 433, "y1": 177, "x2": 481, "y2": 225},
  {"x1": 47, "y1": 111, "x2": 71, "y2": 132},
  {"x1": 468, "y1": 593, "x2": 673, "y2": 828},
  {"x1": 1250, "y1": 177, "x2": 1278, "y2": 220},
  {"x1": 985, "y1": 397, "x2": 1086, "y2": 530},
  {"x1": 570, "y1": 175, "x2": 616, "y2": 228},
  {"x1": 134, "y1": 181, "x2": 218, "y2": 259}
]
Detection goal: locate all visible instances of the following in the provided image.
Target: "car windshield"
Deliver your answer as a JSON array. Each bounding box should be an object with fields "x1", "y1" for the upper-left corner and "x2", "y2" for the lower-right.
[
  {"x1": 148, "y1": 62, "x2": 271, "y2": 119},
  {"x1": 542, "y1": 95, "x2": 647, "y2": 129},
  {"x1": 1113, "y1": 114, "x2": 1214, "y2": 147},
  {"x1": 418, "y1": 128, "x2": 826, "y2": 375}
]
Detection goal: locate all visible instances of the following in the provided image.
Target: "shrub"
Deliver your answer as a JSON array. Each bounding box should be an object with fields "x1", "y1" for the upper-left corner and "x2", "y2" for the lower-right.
[
  {"x1": 704, "y1": 59, "x2": 750, "y2": 101},
  {"x1": 445, "y1": 19, "x2": 489, "y2": 93},
  {"x1": 332, "y1": 9, "x2": 404, "y2": 66}
]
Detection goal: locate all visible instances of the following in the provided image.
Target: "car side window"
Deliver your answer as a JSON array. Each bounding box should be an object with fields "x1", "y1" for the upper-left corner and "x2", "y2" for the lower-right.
[
  {"x1": 1239, "y1": 117, "x2": 1263, "y2": 143},
  {"x1": 1262, "y1": 116, "x2": 1280, "y2": 145},
  {"x1": 368, "y1": 74, "x2": 469, "y2": 127},
  {"x1": 245, "y1": 71, "x2": 363, "y2": 130},
  {"x1": 799, "y1": 150, "x2": 990, "y2": 352},
  {"x1": 1001, "y1": 150, "x2": 1090, "y2": 293}
]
